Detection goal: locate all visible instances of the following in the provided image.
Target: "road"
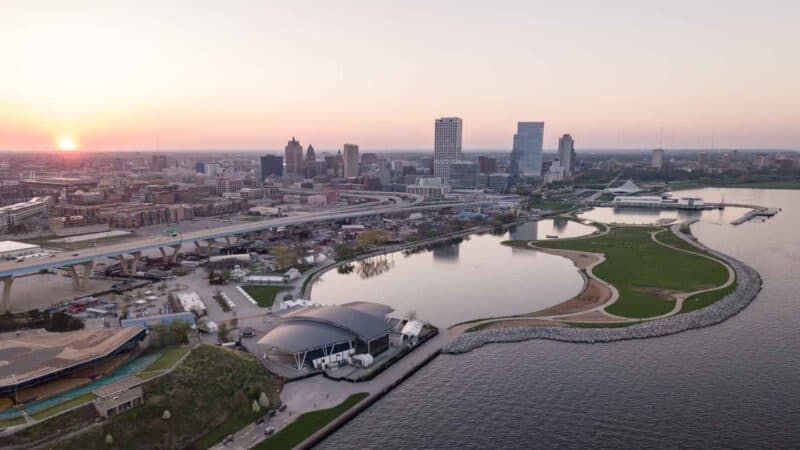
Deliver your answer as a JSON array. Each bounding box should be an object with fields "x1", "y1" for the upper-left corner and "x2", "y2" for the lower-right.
[{"x1": 0, "y1": 199, "x2": 495, "y2": 278}]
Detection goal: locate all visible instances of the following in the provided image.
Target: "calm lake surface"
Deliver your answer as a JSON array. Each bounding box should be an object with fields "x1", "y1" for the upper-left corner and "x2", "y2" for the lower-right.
[
  {"x1": 311, "y1": 218, "x2": 596, "y2": 326},
  {"x1": 320, "y1": 188, "x2": 800, "y2": 449}
]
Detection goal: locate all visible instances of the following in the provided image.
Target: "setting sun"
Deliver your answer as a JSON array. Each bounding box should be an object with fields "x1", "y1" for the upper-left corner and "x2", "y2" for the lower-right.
[{"x1": 57, "y1": 135, "x2": 78, "y2": 151}]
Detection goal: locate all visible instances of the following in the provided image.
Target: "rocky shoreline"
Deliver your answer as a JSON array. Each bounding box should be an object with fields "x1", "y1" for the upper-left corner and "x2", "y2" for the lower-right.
[{"x1": 442, "y1": 232, "x2": 762, "y2": 354}]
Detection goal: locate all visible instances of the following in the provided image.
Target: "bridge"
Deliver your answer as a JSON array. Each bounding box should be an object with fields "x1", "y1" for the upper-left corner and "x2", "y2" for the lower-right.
[{"x1": 0, "y1": 198, "x2": 498, "y2": 312}]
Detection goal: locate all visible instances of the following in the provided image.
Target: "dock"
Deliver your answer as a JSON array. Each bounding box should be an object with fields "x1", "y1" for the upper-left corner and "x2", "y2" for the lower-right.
[{"x1": 731, "y1": 207, "x2": 781, "y2": 225}]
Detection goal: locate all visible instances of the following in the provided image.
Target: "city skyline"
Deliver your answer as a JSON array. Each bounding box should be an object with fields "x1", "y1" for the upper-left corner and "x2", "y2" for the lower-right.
[{"x1": 1, "y1": 1, "x2": 799, "y2": 152}]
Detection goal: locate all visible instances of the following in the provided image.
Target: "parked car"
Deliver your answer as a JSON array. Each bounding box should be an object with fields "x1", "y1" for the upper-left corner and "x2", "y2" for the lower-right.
[
  {"x1": 263, "y1": 427, "x2": 275, "y2": 436},
  {"x1": 241, "y1": 327, "x2": 255, "y2": 337},
  {"x1": 255, "y1": 416, "x2": 266, "y2": 425},
  {"x1": 222, "y1": 435, "x2": 234, "y2": 445}
]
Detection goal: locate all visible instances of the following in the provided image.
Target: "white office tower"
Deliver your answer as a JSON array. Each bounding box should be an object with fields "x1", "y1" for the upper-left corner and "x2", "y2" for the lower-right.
[
  {"x1": 513, "y1": 122, "x2": 544, "y2": 178},
  {"x1": 558, "y1": 134, "x2": 576, "y2": 177},
  {"x1": 433, "y1": 117, "x2": 463, "y2": 181},
  {"x1": 343, "y1": 143, "x2": 360, "y2": 178},
  {"x1": 651, "y1": 148, "x2": 664, "y2": 169}
]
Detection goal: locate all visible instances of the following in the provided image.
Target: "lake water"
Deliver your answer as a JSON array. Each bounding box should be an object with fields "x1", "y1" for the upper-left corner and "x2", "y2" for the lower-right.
[
  {"x1": 310, "y1": 218, "x2": 596, "y2": 326},
  {"x1": 320, "y1": 188, "x2": 800, "y2": 449}
]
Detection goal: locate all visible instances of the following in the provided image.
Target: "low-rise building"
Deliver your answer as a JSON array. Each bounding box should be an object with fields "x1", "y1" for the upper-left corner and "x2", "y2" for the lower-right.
[
  {"x1": 93, "y1": 376, "x2": 144, "y2": 418},
  {"x1": 0, "y1": 241, "x2": 42, "y2": 260}
]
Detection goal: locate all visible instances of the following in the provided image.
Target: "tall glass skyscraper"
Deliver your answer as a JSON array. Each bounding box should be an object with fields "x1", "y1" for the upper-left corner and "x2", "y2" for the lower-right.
[{"x1": 512, "y1": 122, "x2": 544, "y2": 178}]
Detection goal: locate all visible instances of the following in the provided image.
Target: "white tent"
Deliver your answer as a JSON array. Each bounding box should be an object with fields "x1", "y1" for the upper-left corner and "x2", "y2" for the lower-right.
[{"x1": 401, "y1": 320, "x2": 424, "y2": 339}]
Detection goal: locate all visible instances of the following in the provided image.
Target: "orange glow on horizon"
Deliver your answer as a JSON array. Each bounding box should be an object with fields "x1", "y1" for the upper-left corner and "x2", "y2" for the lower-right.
[{"x1": 57, "y1": 135, "x2": 78, "y2": 152}]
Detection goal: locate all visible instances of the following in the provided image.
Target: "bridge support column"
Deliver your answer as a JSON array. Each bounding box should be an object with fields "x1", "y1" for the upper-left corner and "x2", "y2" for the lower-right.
[
  {"x1": 129, "y1": 251, "x2": 142, "y2": 274},
  {"x1": 1, "y1": 276, "x2": 13, "y2": 314},
  {"x1": 159, "y1": 244, "x2": 182, "y2": 263},
  {"x1": 68, "y1": 261, "x2": 95, "y2": 290}
]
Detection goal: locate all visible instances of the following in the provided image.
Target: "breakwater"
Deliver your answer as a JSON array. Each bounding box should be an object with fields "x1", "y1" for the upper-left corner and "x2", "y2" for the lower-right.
[{"x1": 443, "y1": 232, "x2": 762, "y2": 354}]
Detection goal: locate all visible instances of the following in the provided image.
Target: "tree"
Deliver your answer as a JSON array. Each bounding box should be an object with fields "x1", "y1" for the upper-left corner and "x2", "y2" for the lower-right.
[
  {"x1": 272, "y1": 245, "x2": 298, "y2": 270},
  {"x1": 217, "y1": 322, "x2": 231, "y2": 343},
  {"x1": 356, "y1": 229, "x2": 389, "y2": 248},
  {"x1": 258, "y1": 392, "x2": 270, "y2": 409}
]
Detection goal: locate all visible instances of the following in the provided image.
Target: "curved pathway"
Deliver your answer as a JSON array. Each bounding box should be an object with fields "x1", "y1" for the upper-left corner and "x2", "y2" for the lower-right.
[{"x1": 453, "y1": 222, "x2": 737, "y2": 332}]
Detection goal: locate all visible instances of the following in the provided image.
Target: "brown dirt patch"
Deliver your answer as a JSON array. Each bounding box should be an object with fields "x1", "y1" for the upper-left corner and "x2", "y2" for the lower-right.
[{"x1": 526, "y1": 279, "x2": 611, "y2": 317}]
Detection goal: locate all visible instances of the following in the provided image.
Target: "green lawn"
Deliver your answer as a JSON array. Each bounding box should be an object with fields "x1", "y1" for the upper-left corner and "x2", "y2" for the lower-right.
[
  {"x1": 670, "y1": 179, "x2": 800, "y2": 191},
  {"x1": 30, "y1": 393, "x2": 95, "y2": 421},
  {"x1": 255, "y1": 393, "x2": 369, "y2": 450},
  {"x1": 242, "y1": 285, "x2": 286, "y2": 307},
  {"x1": 194, "y1": 409, "x2": 262, "y2": 449},
  {"x1": 0, "y1": 415, "x2": 26, "y2": 428},
  {"x1": 680, "y1": 281, "x2": 738, "y2": 313},
  {"x1": 55, "y1": 345, "x2": 283, "y2": 450},
  {"x1": 141, "y1": 346, "x2": 190, "y2": 373},
  {"x1": 531, "y1": 226, "x2": 730, "y2": 319}
]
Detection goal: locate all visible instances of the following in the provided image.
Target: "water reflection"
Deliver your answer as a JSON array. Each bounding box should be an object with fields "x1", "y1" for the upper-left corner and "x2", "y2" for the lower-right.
[
  {"x1": 432, "y1": 243, "x2": 459, "y2": 262},
  {"x1": 311, "y1": 219, "x2": 595, "y2": 325},
  {"x1": 355, "y1": 254, "x2": 395, "y2": 278}
]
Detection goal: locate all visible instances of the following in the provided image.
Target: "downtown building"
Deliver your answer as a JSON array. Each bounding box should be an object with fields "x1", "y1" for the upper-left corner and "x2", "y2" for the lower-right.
[
  {"x1": 511, "y1": 122, "x2": 544, "y2": 179},
  {"x1": 449, "y1": 161, "x2": 479, "y2": 189},
  {"x1": 343, "y1": 144, "x2": 360, "y2": 178},
  {"x1": 260, "y1": 155, "x2": 284, "y2": 181},
  {"x1": 557, "y1": 134, "x2": 577, "y2": 177},
  {"x1": 284, "y1": 137, "x2": 305, "y2": 180},
  {"x1": 433, "y1": 117, "x2": 463, "y2": 181}
]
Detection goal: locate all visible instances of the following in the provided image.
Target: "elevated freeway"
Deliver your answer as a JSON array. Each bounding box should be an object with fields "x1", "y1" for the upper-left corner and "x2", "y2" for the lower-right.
[{"x1": 0, "y1": 199, "x2": 496, "y2": 311}]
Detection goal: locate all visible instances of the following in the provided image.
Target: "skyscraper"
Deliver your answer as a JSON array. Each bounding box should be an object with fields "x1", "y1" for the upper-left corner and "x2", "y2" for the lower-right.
[
  {"x1": 433, "y1": 117, "x2": 463, "y2": 181},
  {"x1": 651, "y1": 148, "x2": 664, "y2": 169},
  {"x1": 343, "y1": 143, "x2": 360, "y2": 178},
  {"x1": 284, "y1": 137, "x2": 304, "y2": 179},
  {"x1": 260, "y1": 155, "x2": 283, "y2": 181},
  {"x1": 557, "y1": 134, "x2": 576, "y2": 177},
  {"x1": 512, "y1": 122, "x2": 544, "y2": 178}
]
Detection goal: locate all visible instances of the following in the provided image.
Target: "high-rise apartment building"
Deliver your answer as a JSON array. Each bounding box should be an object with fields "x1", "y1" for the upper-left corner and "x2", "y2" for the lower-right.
[
  {"x1": 433, "y1": 117, "x2": 463, "y2": 181},
  {"x1": 284, "y1": 137, "x2": 304, "y2": 179},
  {"x1": 343, "y1": 144, "x2": 360, "y2": 178},
  {"x1": 260, "y1": 155, "x2": 283, "y2": 180},
  {"x1": 512, "y1": 122, "x2": 544, "y2": 178},
  {"x1": 651, "y1": 148, "x2": 665, "y2": 169},
  {"x1": 557, "y1": 134, "x2": 576, "y2": 177}
]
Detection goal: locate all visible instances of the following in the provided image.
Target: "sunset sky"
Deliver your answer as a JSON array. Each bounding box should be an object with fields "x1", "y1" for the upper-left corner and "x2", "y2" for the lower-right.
[{"x1": 1, "y1": 0, "x2": 798, "y2": 152}]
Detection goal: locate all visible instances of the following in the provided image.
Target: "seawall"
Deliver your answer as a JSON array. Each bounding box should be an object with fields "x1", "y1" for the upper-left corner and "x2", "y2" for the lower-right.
[{"x1": 443, "y1": 230, "x2": 762, "y2": 354}]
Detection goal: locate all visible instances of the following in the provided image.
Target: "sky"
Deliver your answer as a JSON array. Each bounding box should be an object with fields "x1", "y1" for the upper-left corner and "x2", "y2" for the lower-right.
[{"x1": 0, "y1": 0, "x2": 798, "y2": 152}]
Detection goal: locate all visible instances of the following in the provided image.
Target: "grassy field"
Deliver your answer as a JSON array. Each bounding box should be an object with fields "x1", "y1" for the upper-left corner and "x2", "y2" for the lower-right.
[
  {"x1": 55, "y1": 345, "x2": 283, "y2": 450},
  {"x1": 680, "y1": 281, "x2": 738, "y2": 313},
  {"x1": 30, "y1": 393, "x2": 96, "y2": 421},
  {"x1": 242, "y1": 285, "x2": 286, "y2": 307},
  {"x1": 255, "y1": 393, "x2": 369, "y2": 450},
  {"x1": 670, "y1": 179, "x2": 800, "y2": 191},
  {"x1": 0, "y1": 415, "x2": 27, "y2": 428},
  {"x1": 143, "y1": 346, "x2": 190, "y2": 372},
  {"x1": 532, "y1": 226, "x2": 730, "y2": 319}
]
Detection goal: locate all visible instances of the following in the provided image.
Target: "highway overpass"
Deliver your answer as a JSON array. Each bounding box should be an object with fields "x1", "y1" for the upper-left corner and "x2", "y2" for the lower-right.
[{"x1": 0, "y1": 199, "x2": 500, "y2": 311}]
